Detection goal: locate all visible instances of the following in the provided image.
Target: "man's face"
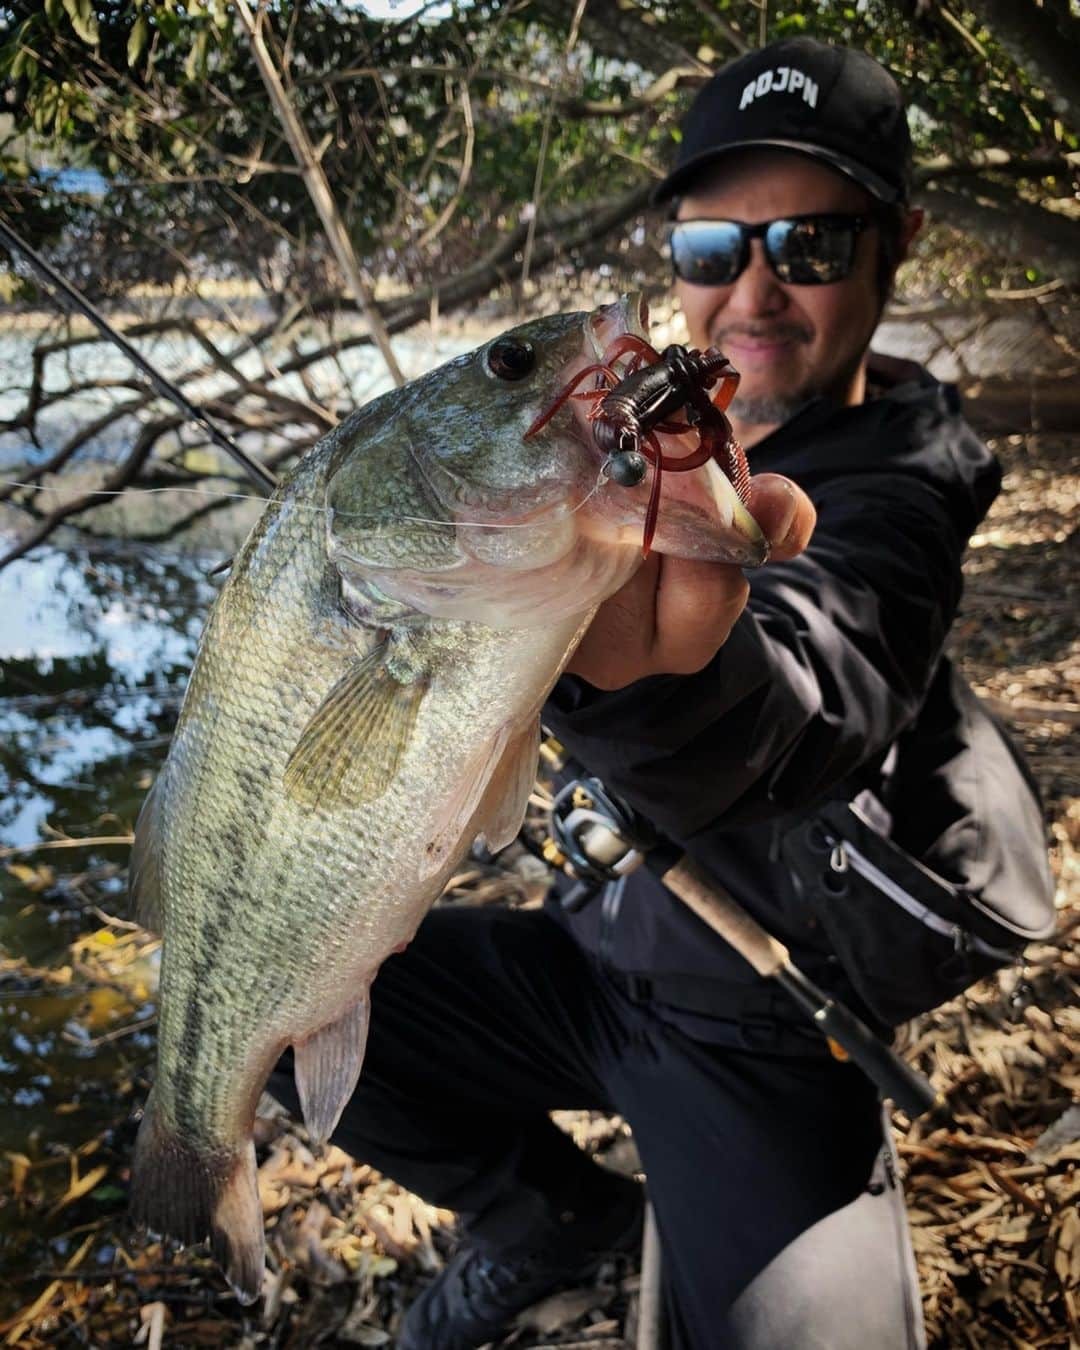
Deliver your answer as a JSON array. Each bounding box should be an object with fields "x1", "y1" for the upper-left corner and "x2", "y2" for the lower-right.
[{"x1": 674, "y1": 149, "x2": 887, "y2": 435}]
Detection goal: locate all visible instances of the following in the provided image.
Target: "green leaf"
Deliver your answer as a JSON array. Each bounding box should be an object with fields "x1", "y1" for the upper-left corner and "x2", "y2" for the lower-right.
[
  {"x1": 45, "y1": 0, "x2": 64, "y2": 25},
  {"x1": 90, "y1": 1184, "x2": 126, "y2": 1203},
  {"x1": 184, "y1": 28, "x2": 208, "y2": 82},
  {"x1": 127, "y1": 15, "x2": 148, "y2": 68},
  {"x1": 155, "y1": 9, "x2": 180, "y2": 44},
  {"x1": 61, "y1": 0, "x2": 99, "y2": 46}
]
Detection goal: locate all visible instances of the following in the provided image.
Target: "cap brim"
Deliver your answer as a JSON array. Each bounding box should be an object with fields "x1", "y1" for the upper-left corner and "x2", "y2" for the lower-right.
[{"x1": 651, "y1": 140, "x2": 903, "y2": 206}]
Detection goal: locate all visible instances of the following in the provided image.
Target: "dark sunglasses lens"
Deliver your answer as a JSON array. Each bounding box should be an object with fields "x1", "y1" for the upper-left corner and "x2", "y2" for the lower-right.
[
  {"x1": 670, "y1": 222, "x2": 745, "y2": 285},
  {"x1": 765, "y1": 217, "x2": 858, "y2": 284}
]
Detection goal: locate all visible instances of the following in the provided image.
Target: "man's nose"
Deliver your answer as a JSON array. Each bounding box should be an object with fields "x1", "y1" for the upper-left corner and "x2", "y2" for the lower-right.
[{"x1": 725, "y1": 241, "x2": 787, "y2": 317}]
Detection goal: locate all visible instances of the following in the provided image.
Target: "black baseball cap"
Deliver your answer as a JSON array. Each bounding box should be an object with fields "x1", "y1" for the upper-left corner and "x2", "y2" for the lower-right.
[{"x1": 652, "y1": 37, "x2": 912, "y2": 207}]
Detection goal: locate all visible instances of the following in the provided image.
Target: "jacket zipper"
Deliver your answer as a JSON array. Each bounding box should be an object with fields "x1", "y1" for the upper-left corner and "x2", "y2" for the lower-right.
[{"x1": 824, "y1": 833, "x2": 1017, "y2": 962}]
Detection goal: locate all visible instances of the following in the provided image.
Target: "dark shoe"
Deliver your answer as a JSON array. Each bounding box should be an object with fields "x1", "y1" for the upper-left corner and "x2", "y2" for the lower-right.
[{"x1": 397, "y1": 1191, "x2": 644, "y2": 1350}]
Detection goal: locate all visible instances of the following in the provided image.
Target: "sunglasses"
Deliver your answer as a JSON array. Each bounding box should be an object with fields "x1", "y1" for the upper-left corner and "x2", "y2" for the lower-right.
[{"x1": 668, "y1": 212, "x2": 876, "y2": 287}]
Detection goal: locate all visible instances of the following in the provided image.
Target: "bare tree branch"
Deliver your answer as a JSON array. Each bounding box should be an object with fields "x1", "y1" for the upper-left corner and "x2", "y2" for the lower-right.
[
  {"x1": 915, "y1": 149, "x2": 1080, "y2": 184},
  {"x1": 321, "y1": 61, "x2": 706, "y2": 119},
  {"x1": 683, "y1": 0, "x2": 751, "y2": 57},
  {"x1": 0, "y1": 415, "x2": 186, "y2": 570},
  {"x1": 917, "y1": 181, "x2": 1080, "y2": 284}
]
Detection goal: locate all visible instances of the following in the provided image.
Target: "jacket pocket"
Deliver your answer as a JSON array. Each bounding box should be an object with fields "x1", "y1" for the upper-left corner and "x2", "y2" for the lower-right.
[{"x1": 783, "y1": 800, "x2": 1027, "y2": 1026}]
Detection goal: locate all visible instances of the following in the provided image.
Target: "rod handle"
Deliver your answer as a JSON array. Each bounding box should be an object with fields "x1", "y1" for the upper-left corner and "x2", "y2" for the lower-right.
[{"x1": 657, "y1": 854, "x2": 790, "y2": 978}]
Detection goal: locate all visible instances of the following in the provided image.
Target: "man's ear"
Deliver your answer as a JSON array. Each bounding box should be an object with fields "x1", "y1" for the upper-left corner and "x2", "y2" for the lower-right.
[{"x1": 898, "y1": 207, "x2": 924, "y2": 263}]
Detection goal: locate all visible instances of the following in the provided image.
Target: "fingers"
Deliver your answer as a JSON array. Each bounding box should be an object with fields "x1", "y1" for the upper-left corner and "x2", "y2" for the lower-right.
[
  {"x1": 564, "y1": 556, "x2": 661, "y2": 688},
  {"x1": 565, "y1": 471, "x2": 815, "y2": 690},
  {"x1": 653, "y1": 555, "x2": 748, "y2": 673},
  {"x1": 749, "y1": 473, "x2": 817, "y2": 561}
]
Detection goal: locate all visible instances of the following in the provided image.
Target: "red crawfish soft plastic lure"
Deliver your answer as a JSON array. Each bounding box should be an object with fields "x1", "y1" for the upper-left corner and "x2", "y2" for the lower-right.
[{"x1": 524, "y1": 333, "x2": 751, "y2": 557}]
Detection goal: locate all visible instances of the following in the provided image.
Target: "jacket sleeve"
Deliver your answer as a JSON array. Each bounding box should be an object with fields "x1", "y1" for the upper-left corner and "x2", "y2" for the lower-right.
[{"x1": 544, "y1": 454, "x2": 995, "y2": 842}]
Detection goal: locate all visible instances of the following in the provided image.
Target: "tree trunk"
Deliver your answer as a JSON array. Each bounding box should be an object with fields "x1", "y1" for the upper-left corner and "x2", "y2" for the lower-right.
[
  {"x1": 966, "y1": 0, "x2": 1080, "y2": 132},
  {"x1": 918, "y1": 181, "x2": 1080, "y2": 285},
  {"x1": 960, "y1": 373, "x2": 1080, "y2": 435}
]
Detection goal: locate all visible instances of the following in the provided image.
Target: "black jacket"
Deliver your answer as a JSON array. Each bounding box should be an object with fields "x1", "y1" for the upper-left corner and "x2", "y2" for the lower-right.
[{"x1": 542, "y1": 363, "x2": 1051, "y2": 1045}]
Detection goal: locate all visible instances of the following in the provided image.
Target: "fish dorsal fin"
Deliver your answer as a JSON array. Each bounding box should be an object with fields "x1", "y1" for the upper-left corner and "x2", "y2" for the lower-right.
[
  {"x1": 478, "y1": 719, "x2": 540, "y2": 854},
  {"x1": 129, "y1": 771, "x2": 166, "y2": 934},
  {"x1": 293, "y1": 995, "x2": 371, "y2": 1147},
  {"x1": 284, "y1": 645, "x2": 427, "y2": 809}
]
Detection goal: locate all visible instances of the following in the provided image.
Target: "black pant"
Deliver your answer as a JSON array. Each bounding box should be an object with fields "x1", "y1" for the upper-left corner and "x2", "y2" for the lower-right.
[{"x1": 268, "y1": 904, "x2": 883, "y2": 1348}]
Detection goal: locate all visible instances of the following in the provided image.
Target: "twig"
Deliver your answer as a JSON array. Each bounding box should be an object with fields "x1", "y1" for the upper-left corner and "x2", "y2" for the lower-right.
[
  {"x1": 985, "y1": 279, "x2": 1066, "y2": 301},
  {"x1": 416, "y1": 81, "x2": 475, "y2": 251},
  {"x1": 61, "y1": 1014, "x2": 157, "y2": 1049},
  {"x1": 521, "y1": 0, "x2": 589, "y2": 290},
  {"x1": 683, "y1": 0, "x2": 750, "y2": 55},
  {"x1": 232, "y1": 0, "x2": 404, "y2": 387},
  {"x1": 0, "y1": 834, "x2": 135, "y2": 860}
]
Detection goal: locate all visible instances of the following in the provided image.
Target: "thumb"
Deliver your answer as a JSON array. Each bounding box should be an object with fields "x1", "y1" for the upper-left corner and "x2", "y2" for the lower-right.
[{"x1": 749, "y1": 473, "x2": 816, "y2": 562}]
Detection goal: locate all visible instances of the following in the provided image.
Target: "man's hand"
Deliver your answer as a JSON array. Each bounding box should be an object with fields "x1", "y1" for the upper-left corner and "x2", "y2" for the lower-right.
[{"x1": 565, "y1": 474, "x2": 816, "y2": 690}]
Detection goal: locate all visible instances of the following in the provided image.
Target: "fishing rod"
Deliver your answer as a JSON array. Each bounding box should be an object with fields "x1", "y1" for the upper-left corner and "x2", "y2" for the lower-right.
[{"x1": 0, "y1": 213, "x2": 278, "y2": 495}]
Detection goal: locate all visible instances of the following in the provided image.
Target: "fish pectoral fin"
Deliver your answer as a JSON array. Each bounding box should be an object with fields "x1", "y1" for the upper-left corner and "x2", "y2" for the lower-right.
[
  {"x1": 478, "y1": 719, "x2": 541, "y2": 854},
  {"x1": 129, "y1": 771, "x2": 166, "y2": 934},
  {"x1": 283, "y1": 647, "x2": 427, "y2": 809},
  {"x1": 293, "y1": 995, "x2": 371, "y2": 1147}
]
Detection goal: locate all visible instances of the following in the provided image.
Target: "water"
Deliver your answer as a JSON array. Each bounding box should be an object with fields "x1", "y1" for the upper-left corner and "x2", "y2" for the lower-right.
[
  {"x1": 0, "y1": 325, "x2": 477, "y2": 474},
  {"x1": 0, "y1": 541, "x2": 218, "y2": 1304}
]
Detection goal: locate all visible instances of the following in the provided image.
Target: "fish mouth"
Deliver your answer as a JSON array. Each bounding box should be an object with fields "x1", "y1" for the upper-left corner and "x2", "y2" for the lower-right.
[{"x1": 586, "y1": 291, "x2": 651, "y2": 360}]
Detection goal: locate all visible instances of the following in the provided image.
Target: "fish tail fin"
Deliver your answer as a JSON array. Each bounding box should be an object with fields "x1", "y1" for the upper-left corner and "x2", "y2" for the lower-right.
[{"x1": 130, "y1": 1088, "x2": 264, "y2": 1304}]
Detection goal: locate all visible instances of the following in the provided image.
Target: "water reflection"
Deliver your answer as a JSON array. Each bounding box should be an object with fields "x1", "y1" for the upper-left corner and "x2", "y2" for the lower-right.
[
  {"x1": 0, "y1": 545, "x2": 214, "y2": 849},
  {"x1": 0, "y1": 541, "x2": 213, "y2": 1300}
]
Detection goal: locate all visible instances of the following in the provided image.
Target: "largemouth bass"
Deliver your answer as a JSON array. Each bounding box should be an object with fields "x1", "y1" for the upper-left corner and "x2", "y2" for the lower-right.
[{"x1": 128, "y1": 294, "x2": 765, "y2": 1302}]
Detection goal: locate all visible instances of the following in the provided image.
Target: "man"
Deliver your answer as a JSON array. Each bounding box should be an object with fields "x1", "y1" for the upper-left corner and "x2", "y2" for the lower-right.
[{"x1": 270, "y1": 36, "x2": 1052, "y2": 1350}]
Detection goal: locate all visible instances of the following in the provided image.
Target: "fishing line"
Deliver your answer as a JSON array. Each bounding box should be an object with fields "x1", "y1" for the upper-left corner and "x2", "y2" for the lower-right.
[
  {"x1": 0, "y1": 214, "x2": 278, "y2": 494},
  {"x1": 0, "y1": 466, "x2": 611, "y2": 533}
]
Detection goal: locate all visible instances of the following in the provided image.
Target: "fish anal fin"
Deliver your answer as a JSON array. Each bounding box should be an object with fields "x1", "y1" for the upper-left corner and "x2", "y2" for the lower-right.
[
  {"x1": 129, "y1": 772, "x2": 165, "y2": 934},
  {"x1": 479, "y1": 719, "x2": 540, "y2": 853},
  {"x1": 284, "y1": 648, "x2": 427, "y2": 810},
  {"x1": 293, "y1": 995, "x2": 371, "y2": 1147},
  {"x1": 130, "y1": 1087, "x2": 264, "y2": 1304}
]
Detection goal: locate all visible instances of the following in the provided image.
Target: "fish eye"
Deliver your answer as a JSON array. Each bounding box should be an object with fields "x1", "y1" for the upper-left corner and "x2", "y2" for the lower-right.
[{"x1": 485, "y1": 337, "x2": 536, "y2": 381}]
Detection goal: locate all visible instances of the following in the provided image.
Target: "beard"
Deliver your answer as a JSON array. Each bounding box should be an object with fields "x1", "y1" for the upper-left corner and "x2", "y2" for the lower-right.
[
  {"x1": 711, "y1": 321, "x2": 815, "y2": 430},
  {"x1": 712, "y1": 313, "x2": 879, "y2": 431},
  {"x1": 728, "y1": 390, "x2": 813, "y2": 426}
]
